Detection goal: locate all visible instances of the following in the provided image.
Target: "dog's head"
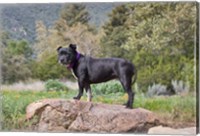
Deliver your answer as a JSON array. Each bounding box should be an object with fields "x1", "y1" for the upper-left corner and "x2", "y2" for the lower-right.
[{"x1": 57, "y1": 44, "x2": 77, "y2": 66}]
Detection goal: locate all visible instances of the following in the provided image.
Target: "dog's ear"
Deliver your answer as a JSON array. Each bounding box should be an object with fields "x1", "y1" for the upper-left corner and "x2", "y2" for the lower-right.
[
  {"x1": 69, "y1": 44, "x2": 77, "y2": 51},
  {"x1": 57, "y1": 46, "x2": 62, "y2": 52}
]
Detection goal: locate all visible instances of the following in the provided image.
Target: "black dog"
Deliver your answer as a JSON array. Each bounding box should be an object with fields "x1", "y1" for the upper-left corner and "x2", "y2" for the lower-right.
[{"x1": 57, "y1": 44, "x2": 137, "y2": 108}]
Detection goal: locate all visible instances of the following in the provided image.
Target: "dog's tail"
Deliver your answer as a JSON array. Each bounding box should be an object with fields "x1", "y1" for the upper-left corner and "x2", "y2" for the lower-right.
[{"x1": 131, "y1": 67, "x2": 137, "y2": 85}]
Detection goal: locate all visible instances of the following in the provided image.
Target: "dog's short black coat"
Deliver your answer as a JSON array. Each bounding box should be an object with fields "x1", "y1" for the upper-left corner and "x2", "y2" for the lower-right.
[{"x1": 57, "y1": 44, "x2": 137, "y2": 108}]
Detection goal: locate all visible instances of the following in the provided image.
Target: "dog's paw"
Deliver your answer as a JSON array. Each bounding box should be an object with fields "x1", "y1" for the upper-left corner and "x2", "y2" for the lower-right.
[
  {"x1": 124, "y1": 103, "x2": 133, "y2": 109},
  {"x1": 73, "y1": 96, "x2": 80, "y2": 100},
  {"x1": 126, "y1": 105, "x2": 133, "y2": 109}
]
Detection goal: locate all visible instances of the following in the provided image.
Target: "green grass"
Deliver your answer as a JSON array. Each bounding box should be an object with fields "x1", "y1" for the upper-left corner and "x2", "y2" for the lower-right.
[
  {"x1": 2, "y1": 90, "x2": 76, "y2": 130},
  {"x1": 1, "y1": 90, "x2": 196, "y2": 131},
  {"x1": 134, "y1": 94, "x2": 196, "y2": 122}
]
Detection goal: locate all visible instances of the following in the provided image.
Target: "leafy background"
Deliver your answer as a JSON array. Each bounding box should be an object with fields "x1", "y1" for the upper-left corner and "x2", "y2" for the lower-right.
[
  {"x1": 0, "y1": 2, "x2": 196, "y2": 93},
  {"x1": 0, "y1": 2, "x2": 197, "y2": 131}
]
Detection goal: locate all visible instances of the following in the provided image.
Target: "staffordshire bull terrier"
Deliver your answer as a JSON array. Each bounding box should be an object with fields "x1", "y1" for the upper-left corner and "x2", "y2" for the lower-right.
[{"x1": 57, "y1": 44, "x2": 137, "y2": 108}]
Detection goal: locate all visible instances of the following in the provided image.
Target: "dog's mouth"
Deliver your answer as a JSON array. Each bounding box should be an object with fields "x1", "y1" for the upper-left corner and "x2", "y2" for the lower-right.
[{"x1": 58, "y1": 60, "x2": 72, "y2": 67}]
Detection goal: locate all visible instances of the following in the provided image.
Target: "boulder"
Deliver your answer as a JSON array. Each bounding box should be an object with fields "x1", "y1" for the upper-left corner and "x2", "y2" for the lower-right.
[
  {"x1": 148, "y1": 125, "x2": 196, "y2": 135},
  {"x1": 26, "y1": 99, "x2": 161, "y2": 133}
]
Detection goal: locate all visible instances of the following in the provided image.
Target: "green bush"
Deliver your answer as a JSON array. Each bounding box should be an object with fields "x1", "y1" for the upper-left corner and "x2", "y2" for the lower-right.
[
  {"x1": 128, "y1": 50, "x2": 194, "y2": 93},
  {"x1": 171, "y1": 80, "x2": 190, "y2": 95},
  {"x1": 147, "y1": 83, "x2": 167, "y2": 97},
  {"x1": 45, "y1": 79, "x2": 68, "y2": 92},
  {"x1": 91, "y1": 80, "x2": 124, "y2": 95},
  {"x1": 32, "y1": 53, "x2": 73, "y2": 81}
]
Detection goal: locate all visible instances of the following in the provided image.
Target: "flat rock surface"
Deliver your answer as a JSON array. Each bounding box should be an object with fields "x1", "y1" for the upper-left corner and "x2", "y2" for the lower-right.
[
  {"x1": 26, "y1": 99, "x2": 161, "y2": 133},
  {"x1": 148, "y1": 125, "x2": 196, "y2": 135}
]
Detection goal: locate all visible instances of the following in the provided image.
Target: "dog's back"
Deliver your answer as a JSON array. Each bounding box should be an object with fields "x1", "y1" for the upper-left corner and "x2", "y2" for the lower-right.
[{"x1": 84, "y1": 56, "x2": 135, "y2": 84}]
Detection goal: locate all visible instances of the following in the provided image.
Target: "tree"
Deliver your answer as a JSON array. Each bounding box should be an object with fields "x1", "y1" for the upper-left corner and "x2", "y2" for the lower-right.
[
  {"x1": 7, "y1": 40, "x2": 32, "y2": 58},
  {"x1": 31, "y1": 51, "x2": 71, "y2": 81},
  {"x1": 32, "y1": 7, "x2": 100, "y2": 80},
  {"x1": 34, "y1": 20, "x2": 48, "y2": 58},
  {"x1": 53, "y1": 3, "x2": 100, "y2": 56},
  {"x1": 100, "y1": 4, "x2": 134, "y2": 57},
  {"x1": 0, "y1": 31, "x2": 10, "y2": 47},
  {"x1": 124, "y1": 3, "x2": 196, "y2": 58},
  {"x1": 60, "y1": 23, "x2": 101, "y2": 56},
  {"x1": 1, "y1": 39, "x2": 33, "y2": 84},
  {"x1": 53, "y1": 4, "x2": 100, "y2": 56},
  {"x1": 2, "y1": 55, "x2": 32, "y2": 84},
  {"x1": 60, "y1": 4, "x2": 90, "y2": 27},
  {"x1": 123, "y1": 3, "x2": 196, "y2": 91},
  {"x1": 32, "y1": 20, "x2": 71, "y2": 80}
]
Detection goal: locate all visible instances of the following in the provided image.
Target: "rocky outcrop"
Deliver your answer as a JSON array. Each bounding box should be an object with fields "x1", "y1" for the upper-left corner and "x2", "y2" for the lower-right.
[
  {"x1": 26, "y1": 99, "x2": 161, "y2": 133},
  {"x1": 148, "y1": 125, "x2": 196, "y2": 135}
]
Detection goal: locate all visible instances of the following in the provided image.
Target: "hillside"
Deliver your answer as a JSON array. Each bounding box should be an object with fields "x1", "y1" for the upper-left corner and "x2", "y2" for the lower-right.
[{"x1": 0, "y1": 3, "x2": 119, "y2": 43}]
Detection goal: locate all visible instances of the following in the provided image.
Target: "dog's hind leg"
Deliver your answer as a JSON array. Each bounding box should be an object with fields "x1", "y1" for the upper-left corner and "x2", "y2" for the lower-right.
[
  {"x1": 120, "y1": 76, "x2": 134, "y2": 109},
  {"x1": 85, "y1": 84, "x2": 93, "y2": 102},
  {"x1": 127, "y1": 89, "x2": 134, "y2": 109},
  {"x1": 125, "y1": 89, "x2": 134, "y2": 109}
]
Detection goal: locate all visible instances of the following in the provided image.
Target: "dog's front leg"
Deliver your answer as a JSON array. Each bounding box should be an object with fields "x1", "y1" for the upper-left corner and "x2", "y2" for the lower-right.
[
  {"x1": 73, "y1": 81, "x2": 84, "y2": 100},
  {"x1": 85, "y1": 84, "x2": 93, "y2": 102}
]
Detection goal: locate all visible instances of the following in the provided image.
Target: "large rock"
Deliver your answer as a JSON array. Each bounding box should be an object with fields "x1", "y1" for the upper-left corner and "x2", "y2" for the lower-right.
[
  {"x1": 26, "y1": 99, "x2": 161, "y2": 133},
  {"x1": 148, "y1": 125, "x2": 196, "y2": 135}
]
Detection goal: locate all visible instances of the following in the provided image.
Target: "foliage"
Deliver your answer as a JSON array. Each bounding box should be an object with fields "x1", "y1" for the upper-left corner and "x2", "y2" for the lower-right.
[
  {"x1": 0, "y1": 2, "x2": 197, "y2": 131},
  {"x1": 1, "y1": 39, "x2": 33, "y2": 84},
  {"x1": 1, "y1": 2, "x2": 197, "y2": 92},
  {"x1": 31, "y1": 52, "x2": 72, "y2": 81},
  {"x1": 6, "y1": 40, "x2": 32, "y2": 58},
  {"x1": 91, "y1": 80, "x2": 124, "y2": 95},
  {"x1": 132, "y1": 51, "x2": 194, "y2": 92},
  {"x1": 32, "y1": 4, "x2": 103, "y2": 80},
  {"x1": 45, "y1": 79, "x2": 68, "y2": 92},
  {"x1": 2, "y1": 90, "x2": 72, "y2": 130},
  {"x1": 33, "y1": 22, "x2": 101, "y2": 81},
  {"x1": 34, "y1": 20, "x2": 48, "y2": 58},
  {"x1": 171, "y1": 80, "x2": 190, "y2": 95},
  {"x1": 136, "y1": 94, "x2": 196, "y2": 122},
  {"x1": 122, "y1": 3, "x2": 196, "y2": 92},
  {"x1": 2, "y1": 90, "x2": 196, "y2": 130},
  {"x1": 147, "y1": 79, "x2": 191, "y2": 97},
  {"x1": 124, "y1": 3, "x2": 195, "y2": 58},
  {"x1": 100, "y1": 4, "x2": 133, "y2": 57},
  {"x1": 2, "y1": 55, "x2": 32, "y2": 84},
  {"x1": 147, "y1": 83, "x2": 167, "y2": 97},
  {"x1": 54, "y1": 21, "x2": 101, "y2": 56},
  {"x1": 59, "y1": 4, "x2": 90, "y2": 27}
]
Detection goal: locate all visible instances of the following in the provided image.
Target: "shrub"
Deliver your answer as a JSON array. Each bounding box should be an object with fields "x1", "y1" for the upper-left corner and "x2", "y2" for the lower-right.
[
  {"x1": 91, "y1": 80, "x2": 124, "y2": 95},
  {"x1": 171, "y1": 80, "x2": 189, "y2": 95},
  {"x1": 147, "y1": 83, "x2": 167, "y2": 97},
  {"x1": 45, "y1": 79, "x2": 68, "y2": 92},
  {"x1": 32, "y1": 53, "x2": 73, "y2": 81}
]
